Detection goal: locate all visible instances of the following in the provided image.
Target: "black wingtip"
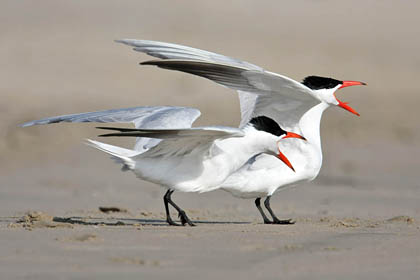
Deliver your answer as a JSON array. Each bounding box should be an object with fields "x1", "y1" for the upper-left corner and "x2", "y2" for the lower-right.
[
  {"x1": 140, "y1": 60, "x2": 159, "y2": 66},
  {"x1": 98, "y1": 133, "x2": 119, "y2": 137},
  {"x1": 98, "y1": 131, "x2": 144, "y2": 137},
  {"x1": 96, "y1": 126, "x2": 127, "y2": 131}
]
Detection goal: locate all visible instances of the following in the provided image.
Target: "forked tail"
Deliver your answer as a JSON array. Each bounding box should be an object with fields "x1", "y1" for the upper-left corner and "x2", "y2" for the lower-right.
[{"x1": 86, "y1": 139, "x2": 139, "y2": 171}]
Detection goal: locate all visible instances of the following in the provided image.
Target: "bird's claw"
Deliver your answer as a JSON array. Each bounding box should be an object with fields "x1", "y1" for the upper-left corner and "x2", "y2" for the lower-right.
[
  {"x1": 178, "y1": 211, "x2": 195, "y2": 226},
  {"x1": 272, "y1": 218, "x2": 295, "y2": 225},
  {"x1": 166, "y1": 218, "x2": 183, "y2": 226}
]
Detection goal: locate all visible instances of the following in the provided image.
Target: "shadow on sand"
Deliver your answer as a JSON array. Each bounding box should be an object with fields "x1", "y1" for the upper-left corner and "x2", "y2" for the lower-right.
[{"x1": 51, "y1": 216, "x2": 250, "y2": 227}]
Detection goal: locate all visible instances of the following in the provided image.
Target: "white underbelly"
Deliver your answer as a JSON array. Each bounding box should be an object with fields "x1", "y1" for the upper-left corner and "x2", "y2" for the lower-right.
[
  {"x1": 131, "y1": 154, "x2": 232, "y2": 193},
  {"x1": 220, "y1": 142, "x2": 322, "y2": 198}
]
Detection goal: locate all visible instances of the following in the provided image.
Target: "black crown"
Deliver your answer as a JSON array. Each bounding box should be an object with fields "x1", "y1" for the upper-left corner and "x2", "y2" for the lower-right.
[
  {"x1": 302, "y1": 76, "x2": 342, "y2": 90},
  {"x1": 249, "y1": 116, "x2": 285, "y2": 137}
]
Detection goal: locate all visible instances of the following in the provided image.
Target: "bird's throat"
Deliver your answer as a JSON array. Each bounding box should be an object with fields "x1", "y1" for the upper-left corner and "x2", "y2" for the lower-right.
[{"x1": 299, "y1": 102, "x2": 329, "y2": 151}]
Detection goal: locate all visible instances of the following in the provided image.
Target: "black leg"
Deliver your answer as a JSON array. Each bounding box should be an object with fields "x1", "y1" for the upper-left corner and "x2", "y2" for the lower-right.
[
  {"x1": 164, "y1": 189, "x2": 195, "y2": 226},
  {"x1": 164, "y1": 190, "x2": 182, "y2": 226},
  {"x1": 264, "y1": 196, "x2": 295, "y2": 225},
  {"x1": 255, "y1": 198, "x2": 273, "y2": 224}
]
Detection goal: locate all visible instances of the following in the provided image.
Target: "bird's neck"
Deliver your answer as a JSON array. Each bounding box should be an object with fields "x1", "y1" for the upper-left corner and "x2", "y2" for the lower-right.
[
  {"x1": 217, "y1": 128, "x2": 271, "y2": 166},
  {"x1": 299, "y1": 102, "x2": 329, "y2": 150}
]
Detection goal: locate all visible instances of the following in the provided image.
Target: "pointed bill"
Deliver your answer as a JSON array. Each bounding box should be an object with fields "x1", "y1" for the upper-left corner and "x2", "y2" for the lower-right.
[
  {"x1": 283, "y1": 131, "x2": 306, "y2": 141},
  {"x1": 336, "y1": 80, "x2": 366, "y2": 116},
  {"x1": 277, "y1": 149, "x2": 295, "y2": 172}
]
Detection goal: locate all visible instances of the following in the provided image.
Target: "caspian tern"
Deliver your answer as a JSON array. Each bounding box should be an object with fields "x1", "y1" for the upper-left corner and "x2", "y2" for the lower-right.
[
  {"x1": 116, "y1": 39, "x2": 366, "y2": 224},
  {"x1": 22, "y1": 107, "x2": 304, "y2": 226}
]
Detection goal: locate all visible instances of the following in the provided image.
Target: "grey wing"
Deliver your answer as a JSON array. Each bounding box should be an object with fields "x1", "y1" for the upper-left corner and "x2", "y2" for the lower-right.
[
  {"x1": 21, "y1": 106, "x2": 201, "y2": 152},
  {"x1": 115, "y1": 39, "x2": 263, "y2": 71},
  {"x1": 117, "y1": 40, "x2": 319, "y2": 130},
  {"x1": 140, "y1": 60, "x2": 313, "y2": 96},
  {"x1": 97, "y1": 126, "x2": 244, "y2": 139},
  {"x1": 126, "y1": 107, "x2": 201, "y2": 152},
  {"x1": 97, "y1": 125, "x2": 245, "y2": 158},
  {"x1": 140, "y1": 60, "x2": 319, "y2": 130},
  {"x1": 237, "y1": 90, "x2": 319, "y2": 131}
]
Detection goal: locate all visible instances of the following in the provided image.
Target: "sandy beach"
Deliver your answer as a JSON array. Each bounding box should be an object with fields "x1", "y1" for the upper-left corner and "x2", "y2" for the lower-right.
[{"x1": 1, "y1": 1, "x2": 420, "y2": 279}]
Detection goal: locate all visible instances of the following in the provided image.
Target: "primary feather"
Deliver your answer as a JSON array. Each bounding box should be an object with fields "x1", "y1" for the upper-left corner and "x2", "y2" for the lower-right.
[
  {"x1": 117, "y1": 39, "x2": 320, "y2": 130},
  {"x1": 21, "y1": 106, "x2": 201, "y2": 153}
]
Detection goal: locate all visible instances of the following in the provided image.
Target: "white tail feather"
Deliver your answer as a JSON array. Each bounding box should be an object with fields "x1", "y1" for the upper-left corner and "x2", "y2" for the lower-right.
[{"x1": 86, "y1": 139, "x2": 139, "y2": 171}]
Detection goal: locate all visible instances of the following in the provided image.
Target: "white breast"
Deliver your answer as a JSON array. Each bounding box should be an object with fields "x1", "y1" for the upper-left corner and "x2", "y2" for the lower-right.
[{"x1": 220, "y1": 139, "x2": 322, "y2": 198}]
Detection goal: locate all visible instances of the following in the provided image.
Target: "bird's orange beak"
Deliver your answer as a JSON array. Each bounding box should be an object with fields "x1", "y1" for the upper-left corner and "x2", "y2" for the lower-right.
[
  {"x1": 335, "y1": 80, "x2": 366, "y2": 116},
  {"x1": 283, "y1": 131, "x2": 306, "y2": 141},
  {"x1": 276, "y1": 131, "x2": 305, "y2": 172},
  {"x1": 277, "y1": 149, "x2": 295, "y2": 172}
]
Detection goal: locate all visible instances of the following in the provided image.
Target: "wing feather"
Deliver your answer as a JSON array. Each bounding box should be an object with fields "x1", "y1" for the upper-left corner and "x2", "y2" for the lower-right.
[
  {"x1": 116, "y1": 39, "x2": 263, "y2": 71},
  {"x1": 21, "y1": 106, "x2": 201, "y2": 152},
  {"x1": 97, "y1": 126, "x2": 244, "y2": 159},
  {"x1": 140, "y1": 60, "x2": 319, "y2": 129},
  {"x1": 21, "y1": 106, "x2": 200, "y2": 128},
  {"x1": 97, "y1": 126, "x2": 244, "y2": 139},
  {"x1": 117, "y1": 40, "x2": 322, "y2": 130}
]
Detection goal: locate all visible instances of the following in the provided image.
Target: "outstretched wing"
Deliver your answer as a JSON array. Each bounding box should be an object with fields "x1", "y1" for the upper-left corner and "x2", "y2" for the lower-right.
[
  {"x1": 97, "y1": 125, "x2": 244, "y2": 158},
  {"x1": 21, "y1": 106, "x2": 201, "y2": 152},
  {"x1": 117, "y1": 39, "x2": 320, "y2": 131},
  {"x1": 115, "y1": 39, "x2": 263, "y2": 71},
  {"x1": 141, "y1": 59, "x2": 318, "y2": 131},
  {"x1": 97, "y1": 126, "x2": 242, "y2": 138}
]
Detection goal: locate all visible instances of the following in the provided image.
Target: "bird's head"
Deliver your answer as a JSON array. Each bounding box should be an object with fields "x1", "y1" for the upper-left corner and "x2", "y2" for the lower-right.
[
  {"x1": 302, "y1": 76, "x2": 366, "y2": 116},
  {"x1": 249, "y1": 116, "x2": 306, "y2": 172}
]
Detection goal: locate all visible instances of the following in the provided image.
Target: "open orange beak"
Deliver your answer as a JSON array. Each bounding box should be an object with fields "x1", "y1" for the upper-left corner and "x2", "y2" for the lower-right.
[
  {"x1": 335, "y1": 80, "x2": 366, "y2": 116},
  {"x1": 277, "y1": 149, "x2": 295, "y2": 172}
]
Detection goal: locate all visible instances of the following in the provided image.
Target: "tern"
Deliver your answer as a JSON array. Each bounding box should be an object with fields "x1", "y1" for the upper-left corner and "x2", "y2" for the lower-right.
[
  {"x1": 22, "y1": 106, "x2": 305, "y2": 226},
  {"x1": 116, "y1": 39, "x2": 366, "y2": 224}
]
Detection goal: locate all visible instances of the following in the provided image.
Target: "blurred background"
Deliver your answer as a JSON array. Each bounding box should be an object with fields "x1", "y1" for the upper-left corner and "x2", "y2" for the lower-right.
[{"x1": 1, "y1": 0, "x2": 419, "y2": 219}]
